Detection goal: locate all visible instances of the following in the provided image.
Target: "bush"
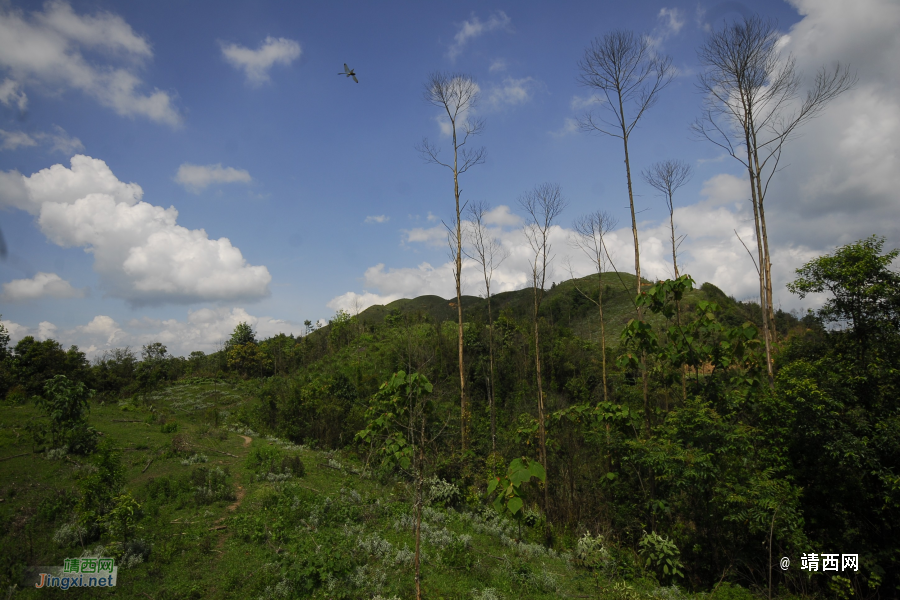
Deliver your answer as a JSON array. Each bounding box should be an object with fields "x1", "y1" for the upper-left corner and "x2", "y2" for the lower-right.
[
  {"x1": 426, "y1": 476, "x2": 460, "y2": 507},
  {"x1": 246, "y1": 445, "x2": 304, "y2": 480},
  {"x1": 192, "y1": 467, "x2": 235, "y2": 504},
  {"x1": 639, "y1": 531, "x2": 684, "y2": 583}
]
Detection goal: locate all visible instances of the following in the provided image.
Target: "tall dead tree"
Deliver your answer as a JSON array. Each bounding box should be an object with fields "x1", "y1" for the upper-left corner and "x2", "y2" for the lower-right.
[
  {"x1": 577, "y1": 30, "x2": 674, "y2": 311},
  {"x1": 694, "y1": 15, "x2": 855, "y2": 386},
  {"x1": 642, "y1": 160, "x2": 692, "y2": 401},
  {"x1": 570, "y1": 210, "x2": 618, "y2": 403},
  {"x1": 417, "y1": 72, "x2": 486, "y2": 450},
  {"x1": 465, "y1": 201, "x2": 509, "y2": 453},
  {"x1": 577, "y1": 30, "x2": 674, "y2": 431},
  {"x1": 642, "y1": 160, "x2": 692, "y2": 279},
  {"x1": 519, "y1": 183, "x2": 566, "y2": 517}
]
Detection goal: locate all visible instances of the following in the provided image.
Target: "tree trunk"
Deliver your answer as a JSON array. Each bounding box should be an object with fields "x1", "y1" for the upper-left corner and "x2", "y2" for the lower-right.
[
  {"x1": 621, "y1": 126, "x2": 650, "y2": 432},
  {"x1": 597, "y1": 272, "x2": 608, "y2": 403},
  {"x1": 533, "y1": 307, "x2": 550, "y2": 521},
  {"x1": 452, "y1": 123, "x2": 467, "y2": 451},
  {"x1": 487, "y1": 292, "x2": 497, "y2": 452}
]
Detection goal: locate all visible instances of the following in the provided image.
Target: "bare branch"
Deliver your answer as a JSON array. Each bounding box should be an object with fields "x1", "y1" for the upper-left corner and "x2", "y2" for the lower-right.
[{"x1": 576, "y1": 30, "x2": 675, "y2": 140}]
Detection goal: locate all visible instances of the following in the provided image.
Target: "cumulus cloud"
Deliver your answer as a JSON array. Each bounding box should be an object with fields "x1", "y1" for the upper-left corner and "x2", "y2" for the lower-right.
[
  {"x1": 0, "y1": 78, "x2": 27, "y2": 111},
  {"x1": 0, "y1": 1, "x2": 181, "y2": 126},
  {"x1": 483, "y1": 204, "x2": 522, "y2": 227},
  {"x1": 0, "y1": 155, "x2": 271, "y2": 306},
  {"x1": 365, "y1": 215, "x2": 389, "y2": 224},
  {"x1": 0, "y1": 125, "x2": 83, "y2": 153},
  {"x1": 37, "y1": 321, "x2": 57, "y2": 341},
  {"x1": 174, "y1": 163, "x2": 252, "y2": 193},
  {"x1": 448, "y1": 11, "x2": 512, "y2": 60},
  {"x1": 1, "y1": 271, "x2": 86, "y2": 301},
  {"x1": 404, "y1": 225, "x2": 446, "y2": 247},
  {"x1": 220, "y1": 36, "x2": 301, "y2": 85},
  {"x1": 486, "y1": 77, "x2": 537, "y2": 109}
]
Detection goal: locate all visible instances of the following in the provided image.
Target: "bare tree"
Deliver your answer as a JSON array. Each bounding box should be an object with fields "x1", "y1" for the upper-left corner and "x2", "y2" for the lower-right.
[
  {"x1": 465, "y1": 201, "x2": 509, "y2": 453},
  {"x1": 417, "y1": 72, "x2": 486, "y2": 450},
  {"x1": 577, "y1": 30, "x2": 674, "y2": 311},
  {"x1": 642, "y1": 160, "x2": 692, "y2": 279},
  {"x1": 569, "y1": 210, "x2": 618, "y2": 403},
  {"x1": 694, "y1": 15, "x2": 855, "y2": 386},
  {"x1": 642, "y1": 160, "x2": 692, "y2": 401},
  {"x1": 519, "y1": 183, "x2": 566, "y2": 518}
]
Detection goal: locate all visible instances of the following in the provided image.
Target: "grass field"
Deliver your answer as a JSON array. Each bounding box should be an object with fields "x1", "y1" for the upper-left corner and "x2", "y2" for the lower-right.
[{"x1": 0, "y1": 353, "x2": 762, "y2": 599}]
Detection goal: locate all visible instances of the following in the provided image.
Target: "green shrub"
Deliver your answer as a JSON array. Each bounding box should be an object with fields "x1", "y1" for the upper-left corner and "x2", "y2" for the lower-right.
[
  {"x1": 246, "y1": 445, "x2": 304, "y2": 480},
  {"x1": 191, "y1": 466, "x2": 234, "y2": 504}
]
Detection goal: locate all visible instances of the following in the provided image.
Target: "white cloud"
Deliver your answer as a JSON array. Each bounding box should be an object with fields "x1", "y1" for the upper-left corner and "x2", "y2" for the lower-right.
[
  {"x1": 483, "y1": 204, "x2": 522, "y2": 227},
  {"x1": 550, "y1": 118, "x2": 580, "y2": 138},
  {"x1": 0, "y1": 125, "x2": 83, "y2": 153},
  {"x1": 0, "y1": 1, "x2": 180, "y2": 126},
  {"x1": 489, "y1": 58, "x2": 507, "y2": 73},
  {"x1": 486, "y1": 77, "x2": 537, "y2": 109},
  {"x1": 365, "y1": 215, "x2": 389, "y2": 224},
  {"x1": 0, "y1": 154, "x2": 142, "y2": 214},
  {"x1": 1, "y1": 318, "x2": 30, "y2": 344},
  {"x1": 0, "y1": 78, "x2": 27, "y2": 111},
  {"x1": 1, "y1": 155, "x2": 271, "y2": 306},
  {"x1": 174, "y1": 163, "x2": 252, "y2": 193},
  {"x1": 658, "y1": 7, "x2": 685, "y2": 35},
  {"x1": 0, "y1": 129, "x2": 36, "y2": 150},
  {"x1": 37, "y1": 321, "x2": 57, "y2": 341},
  {"x1": 570, "y1": 94, "x2": 604, "y2": 112},
  {"x1": 448, "y1": 11, "x2": 512, "y2": 60},
  {"x1": 221, "y1": 36, "x2": 301, "y2": 86},
  {"x1": 327, "y1": 291, "x2": 402, "y2": 314},
  {"x1": 1, "y1": 271, "x2": 86, "y2": 301},
  {"x1": 404, "y1": 225, "x2": 447, "y2": 247}
]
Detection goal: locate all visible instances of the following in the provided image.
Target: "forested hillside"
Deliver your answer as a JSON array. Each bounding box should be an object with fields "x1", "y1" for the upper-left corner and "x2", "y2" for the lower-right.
[{"x1": 0, "y1": 237, "x2": 897, "y2": 599}]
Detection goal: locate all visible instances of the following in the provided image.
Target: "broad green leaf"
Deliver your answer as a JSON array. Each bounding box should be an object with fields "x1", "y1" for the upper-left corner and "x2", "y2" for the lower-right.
[{"x1": 507, "y1": 496, "x2": 523, "y2": 515}]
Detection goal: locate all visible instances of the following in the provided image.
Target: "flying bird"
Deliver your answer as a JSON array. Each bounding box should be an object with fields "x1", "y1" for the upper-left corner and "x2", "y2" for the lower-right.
[{"x1": 338, "y1": 63, "x2": 359, "y2": 83}]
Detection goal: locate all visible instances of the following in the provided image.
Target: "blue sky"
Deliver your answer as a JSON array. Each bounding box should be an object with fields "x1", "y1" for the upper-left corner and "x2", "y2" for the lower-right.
[{"x1": 1, "y1": 0, "x2": 898, "y2": 357}]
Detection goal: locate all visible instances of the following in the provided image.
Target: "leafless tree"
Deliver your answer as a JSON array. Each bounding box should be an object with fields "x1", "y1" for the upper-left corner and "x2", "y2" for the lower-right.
[
  {"x1": 577, "y1": 30, "x2": 674, "y2": 312},
  {"x1": 417, "y1": 72, "x2": 486, "y2": 450},
  {"x1": 642, "y1": 160, "x2": 693, "y2": 400},
  {"x1": 569, "y1": 210, "x2": 618, "y2": 403},
  {"x1": 642, "y1": 160, "x2": 693, "y2": 279},
  {"x1": 519, "y1": 183, "x2": 566, "y2": 517},
  {"x1": 465, "y1": 201, "x2": 509, "y2": 453},
  {"x1": 694, "y1": 14, "x2": 855, "y2": 386}
]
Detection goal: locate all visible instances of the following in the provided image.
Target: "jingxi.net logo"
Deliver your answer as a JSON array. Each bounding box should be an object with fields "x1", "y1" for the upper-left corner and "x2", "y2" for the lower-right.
[{"x1": 31, "y1": 557, "x2": 117, "y2": 589}]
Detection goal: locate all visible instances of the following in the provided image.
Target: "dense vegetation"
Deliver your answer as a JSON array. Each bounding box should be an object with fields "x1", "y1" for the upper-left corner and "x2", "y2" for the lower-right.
[{"x1": 0, "y1": 237, "x2": 897, "y2": 599}]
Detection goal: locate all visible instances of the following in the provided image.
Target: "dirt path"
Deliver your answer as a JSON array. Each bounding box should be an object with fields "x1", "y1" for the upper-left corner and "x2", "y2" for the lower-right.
[{"x1": 213, "y1": 433, "x2": 252, "y2": 531}]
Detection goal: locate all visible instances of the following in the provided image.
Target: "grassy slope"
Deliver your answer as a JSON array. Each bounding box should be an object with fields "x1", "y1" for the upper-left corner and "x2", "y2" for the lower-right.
[{"x1": 0, "y1": 379, "x2": 605, "y2": 599}]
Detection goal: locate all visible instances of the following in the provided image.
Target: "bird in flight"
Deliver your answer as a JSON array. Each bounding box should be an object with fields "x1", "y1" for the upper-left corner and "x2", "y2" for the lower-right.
[{"x1": 339, "y1": 63, "x2": 358, "y2": 83}]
